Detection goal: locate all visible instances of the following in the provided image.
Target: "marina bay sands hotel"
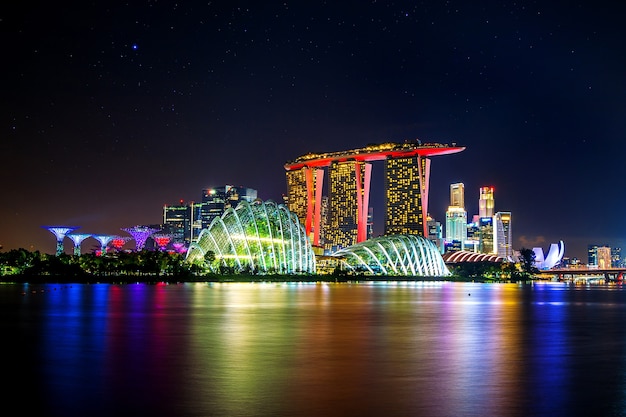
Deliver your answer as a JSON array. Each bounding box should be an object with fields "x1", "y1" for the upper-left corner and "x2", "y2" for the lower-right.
[{"x1": 284, "y1": 140, "x2": 465, "y2": 252}]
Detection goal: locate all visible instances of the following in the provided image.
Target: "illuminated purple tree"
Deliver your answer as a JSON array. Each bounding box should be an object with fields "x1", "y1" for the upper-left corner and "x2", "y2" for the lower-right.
[
  {"x1": 67, "y1": 233, "x2": 92, "y2": 256},
  {"x1": 92, "y1": 234, "x2": 115, "y2": 255},
  {"x1": 43, "y1": 226, "x2": 79, "y2": 256},
  {"x1": 121, "y1": 226, "x2": 160, "y2": 251},
  {"x1": 172, "y1": 242, "x2": 187, "y2": 254}
]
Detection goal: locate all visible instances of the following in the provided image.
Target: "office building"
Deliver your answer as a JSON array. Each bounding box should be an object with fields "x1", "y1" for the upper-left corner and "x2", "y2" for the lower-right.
[
  {"x1": 445, "y1": 207, "x2": 467, "y2": 249},
  {"x1": 597, "y1": 246, "x2": 612, "y2": 269},
  {"x1": 478, "y1": 217, "x2": 494, "y2": 254},
  {"x1": 445, "y1": 183, "x2": 467, "y2": 248},
  {"x1": 427, "y1": 214, "x2": 444, "y2": 253},
  {"x1": 465, "y1": 219, "x2": 480, "y2": 253},
  {"x1": 199, "y1": 185, "x2": 257, "y2": 229},
  {"x1": 494, "y1": 211, "x2": 512, "y2": 259},
  {"x1": 450, "y1": 182, "x2": 465, "y2": 208},
  {"x1": 611, "y1": 247, "x2": 622, "y2": 267},
  {"x1": 163, "y1": 200, "x2": 193, "y2": 245},
  {"x1": 444, "y1": 182, "x2": 467, "y2": 252},
  {"x1": 479, "y1": 186, "x2": 495, "y2": 218},
  {"x1": 587, "y1": 244, "x2": 599, "y2": 266}
]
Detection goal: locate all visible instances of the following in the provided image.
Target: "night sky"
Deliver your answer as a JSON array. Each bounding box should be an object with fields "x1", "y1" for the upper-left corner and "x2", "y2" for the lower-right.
[{"x1": 2, "y1": 1, "x2": 625, "y2": 260}]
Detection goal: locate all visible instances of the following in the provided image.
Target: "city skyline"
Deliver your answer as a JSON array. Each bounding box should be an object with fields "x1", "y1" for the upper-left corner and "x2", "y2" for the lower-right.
[
  {"x1": 3, "y1": 1, "x2": 626, "y2": 260},
  {"x1": 35, "y1": 172, "x2": 604, "y2": 262}
]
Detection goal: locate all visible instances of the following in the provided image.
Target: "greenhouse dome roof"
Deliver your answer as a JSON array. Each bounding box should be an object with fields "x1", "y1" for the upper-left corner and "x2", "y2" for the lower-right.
[
  {"x1": 186, "y1": 200, "x2": 315, "y2": 274},
  {"x1": 330, "y1": 234, "x2": 450, "y2": 277}
]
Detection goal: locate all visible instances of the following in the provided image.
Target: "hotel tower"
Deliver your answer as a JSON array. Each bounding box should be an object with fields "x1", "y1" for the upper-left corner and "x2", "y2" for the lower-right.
[
  {"x1": 384, "y1": 155, "x2": 429, "y2": 236},
  {"x1": 285, "y1": 141, "x2": 465, "y2": 252}
]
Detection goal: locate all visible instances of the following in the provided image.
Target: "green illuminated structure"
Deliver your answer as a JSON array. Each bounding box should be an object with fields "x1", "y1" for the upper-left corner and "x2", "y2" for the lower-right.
[
  {"x1": 186, "y1": 200, "x2": 315, "y2": 274},
  {"x1": 331, "y1": 234, "x2": 450, "y2": 276}
]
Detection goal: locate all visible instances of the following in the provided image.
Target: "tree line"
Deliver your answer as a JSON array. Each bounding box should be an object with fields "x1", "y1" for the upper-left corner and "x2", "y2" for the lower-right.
[
  {"x1": 0, "y1": 248, "x2": 198, "y2": 281},
  {"x1": 0, "y1": 247, "x2": 540, "y2": 282}
]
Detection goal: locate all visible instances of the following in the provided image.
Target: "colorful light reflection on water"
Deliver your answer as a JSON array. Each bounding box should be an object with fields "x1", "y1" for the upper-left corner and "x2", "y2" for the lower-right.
[{"x1": 2, "y1": 281, "x2": 626, "y2": 417}]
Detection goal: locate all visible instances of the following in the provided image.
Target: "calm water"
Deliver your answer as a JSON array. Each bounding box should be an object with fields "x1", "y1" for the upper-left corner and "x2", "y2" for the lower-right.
[{"x1": 3, "y1": 281, "x2": 626, "y2": 417}]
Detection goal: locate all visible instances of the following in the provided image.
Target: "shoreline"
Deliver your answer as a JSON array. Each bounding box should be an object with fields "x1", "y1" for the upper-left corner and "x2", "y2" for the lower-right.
[{"x1": 0, "y1": 274, "x2": 501, "y2": 284}]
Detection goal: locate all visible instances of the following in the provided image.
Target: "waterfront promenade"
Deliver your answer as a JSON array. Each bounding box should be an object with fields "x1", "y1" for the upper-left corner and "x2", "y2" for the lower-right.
[{"x1": 537, "y1": 266, "x2": 626, "y2": 283}]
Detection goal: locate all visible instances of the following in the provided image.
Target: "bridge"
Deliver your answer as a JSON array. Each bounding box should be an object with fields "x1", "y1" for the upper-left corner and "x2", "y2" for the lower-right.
[{"x1": 537, "y1": 267, "x2": 626, "y2": 283}]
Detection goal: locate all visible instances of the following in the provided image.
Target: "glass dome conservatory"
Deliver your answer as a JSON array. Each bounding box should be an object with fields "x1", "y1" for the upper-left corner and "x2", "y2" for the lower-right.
[
  {"x1": 331, "y1": 234, "x2": 450, "y2": 277},
  {"x1": 186, "y1": 200, "x2": 316, "y2": 274}
]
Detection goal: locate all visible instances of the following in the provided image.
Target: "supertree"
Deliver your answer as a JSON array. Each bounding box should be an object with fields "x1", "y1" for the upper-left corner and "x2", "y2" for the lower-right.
[
  {"x1": 92, "y1": 234, "x2": 115, "y2": 255},
  {"x1": 110, "y1": 236, "x2": 131, "y2": 251},
  {"x1": 42, "y1": 226, "x2": 79, "y2": 256},
  {"x1": 152, "y1": 234, "x2": 172, "y2": 251},
  {"x1": 121, "y1": 226, "x2": 160, "y2": 251},
  {"x1": 67, "y1": 233, "x2": 92, "y2": 256},
  {"x1": 171, "y1": 242, "x2": 187, "y2": 254}
]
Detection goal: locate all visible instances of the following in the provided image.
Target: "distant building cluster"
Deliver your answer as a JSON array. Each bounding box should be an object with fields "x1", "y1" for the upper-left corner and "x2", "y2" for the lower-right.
[
  {"x1": 584, "y1": 244, "x2": 622, "y2": 268},
  {"x1": 42, "y1": 185, "x2": 259, "y2": 257},
  {"x1": 42, "y1": 141, "x2": 463, "y2": 276},
  {"x1": 440, "y1": 184, "x2": 514, "y2": 260},
  {"x1": 163, "y1": 185, "x2": 259, "y2": 246}
]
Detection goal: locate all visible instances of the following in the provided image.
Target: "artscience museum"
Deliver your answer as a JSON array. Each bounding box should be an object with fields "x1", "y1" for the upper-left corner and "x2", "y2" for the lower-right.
[{"x1": 532, "y1": 241, "x2": 565, "y2": 270}]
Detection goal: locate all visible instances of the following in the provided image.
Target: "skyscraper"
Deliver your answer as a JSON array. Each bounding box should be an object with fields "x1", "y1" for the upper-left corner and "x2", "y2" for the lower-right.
[
  {"x1": 611, "y1": 247, "x2": 622, "y2": 267},
  {"x1": 479, "y1": 186, "x2": 495, "y2": 218},
  {"x1": 587, "y1": 244, "x2": 599, "y2": 266},
  {"x1": 587, "y1": 244, "x2": 613, "y2": 267},
  {"x1": 465, "y1": 218, "x2": 480, "y2": 253},
  {"x1": 199, "y1": 185, "x2": 257, "y2": 229},
  {"x1": 445, "y1": 182, "x2": 467, "y2": 250},
  {"x1": 494, "y1": 211, "x2": 512, "y2": 259},
  {"x1": 163, "y1": 200, "x2": 192, "y2": 245},
  {"x1": 478, "y1": 217, "x2": 494, "y2": 254},
  {"x1": 325, "y1": 160, "x2": 371, "y2": 251},
  {"x1": 597, "y1": 246, "x2": 611, "y2": 268},
  {"x1": 384, "y1": 155, "x2": 429, "y2": 236},
  {"x1": 450, "y1": 182, "x2": 464, "y2": 208},
  {"x1": 446, "y1": 207, "x2": 468, "y2": 247},
  {"x1": 427, "y1": 214, "x2": 444, "y2": 253}
]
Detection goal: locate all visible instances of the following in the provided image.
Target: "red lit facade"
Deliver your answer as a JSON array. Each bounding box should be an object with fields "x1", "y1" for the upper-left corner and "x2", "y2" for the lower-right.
[{"x1": 285, "y1": 142, "x2": 465, "y2": 251}]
